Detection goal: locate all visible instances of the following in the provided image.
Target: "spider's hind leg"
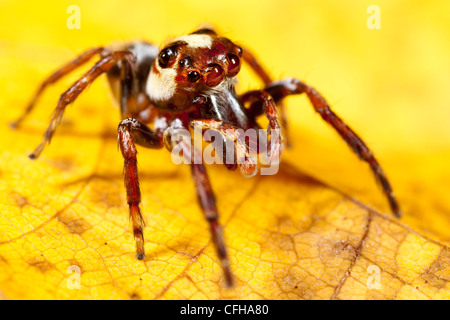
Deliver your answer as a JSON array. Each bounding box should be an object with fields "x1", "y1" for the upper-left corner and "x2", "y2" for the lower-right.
[
  {"x1": 241, "y1": 47, "x2": 291, "y2": 147},
  {"x1": 10, "y1": 47, "x2": 107, "y2": 129},
  {"x1": 265, "y1": 78, "x2": 401, "y2": 217}
]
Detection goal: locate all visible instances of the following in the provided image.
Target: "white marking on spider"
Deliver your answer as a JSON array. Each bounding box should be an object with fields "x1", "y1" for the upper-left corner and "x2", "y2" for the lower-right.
[
  {"x1": 170, "y1": 118, "x2": 184, "y2": 129},
  {"x1": 174, "y1": 34, "x2": 213, "y2": 49},
  {"x1": 146, "y1": 63, "x2": 177, "y2": 101},
  {"x1": 154, "y1": 116, "x2": 168, "y2": 132},
  {"x1": 204, "y1": 76, "x2": 238, "y2": 96},
  {"x1": 270, "y1": 78, "x2": 301, "y2": 91},
  {"x1": 208, "y1": 95, "x2": 223, "y2": 121}
]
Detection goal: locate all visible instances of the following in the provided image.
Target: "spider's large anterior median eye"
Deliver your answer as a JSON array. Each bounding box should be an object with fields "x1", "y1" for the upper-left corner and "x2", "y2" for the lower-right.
[
  {"x1": 158, "y1": 46, "x2": 177, "y2": 68},
  {"x1": 204, "y1": 64, "x2": 224, "y2": 87}
]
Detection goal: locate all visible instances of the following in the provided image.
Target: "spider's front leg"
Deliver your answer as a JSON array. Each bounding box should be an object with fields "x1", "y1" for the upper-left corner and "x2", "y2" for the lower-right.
[
  {"x1": 117, "y1": 118, "x2": 163, "y2": 260},
  {"x1": 190, "y1": 119, "x2": 257, "y2": 177},
  {"x1": 164, "y1": 119, "x2": 234, "y2": 286},
  {"x1": 240, "y1": 91, "x2": 285, "y2": 164},
  {"x1": 263, "y1": 78, "x2": 401, "y2": 217},
  {"x1": 28, "y1": 50, "x2": 135, "y2": 159}
]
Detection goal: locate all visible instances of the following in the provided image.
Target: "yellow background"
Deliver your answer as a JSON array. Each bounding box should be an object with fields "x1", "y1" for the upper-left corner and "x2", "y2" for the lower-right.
[{"x1": 0, "y1": 0, "x2": 449, "y2": 299}]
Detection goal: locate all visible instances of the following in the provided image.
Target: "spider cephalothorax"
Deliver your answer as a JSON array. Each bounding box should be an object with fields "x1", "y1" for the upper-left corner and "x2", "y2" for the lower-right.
[
  {"x1": 11, "y1": 27, "x2": 401, "y2": 287},
  {"x1": 147, "y1": 32, "x2": 242, "y2": 108}
]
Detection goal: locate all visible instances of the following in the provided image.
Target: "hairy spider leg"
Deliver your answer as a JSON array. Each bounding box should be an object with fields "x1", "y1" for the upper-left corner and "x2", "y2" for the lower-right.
[
  {"x1": 240, "y1": 90, "x2": 285, "y2": 163},
  {"x1": 119, "y1": 56, "x2": 134, "y2": 117},
  {"x1": 10, "y1": 47, "x2": 107, "y2": 129},
  {"x1": 28, "y1": 50, "x2": 135, "y2": 159},
  {"x1": 263, "y1": 78, "x2": 401, "y2": 217},
  {"x1": 164, "y1": 119, "x2": 234, "y2": 287},
  {"x1": 117, "y1": 118, "x2": 163, "y2": 260},
  {"x1": 191, "y1": 163, "x2": 234, "y2": 287},
  {"x1": 241, "y1": 47, "x2": 290, "y2": 147},
  {"x1": 190, "y1": 119, "x2": 257, "y2": 177}
]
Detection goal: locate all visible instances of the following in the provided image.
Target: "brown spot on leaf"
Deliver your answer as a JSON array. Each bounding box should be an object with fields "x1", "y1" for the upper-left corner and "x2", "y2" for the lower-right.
[
  {"x1": 0, "y1": 256, "x2": 8, "y2": 266},
  {"x1": 130, "y1": 292, "x2": 141, "y2": 300},
  {"x1": 422, "y1": 248, "x2": 450, "y2": 289},
  {"x1": 28, "y1": 257, "x2": 54, "y2": 273},
  {"x1": 57, "y1": 212, "x2": 92, "y2": 234},
  {"x1": 10, "y1": 192, "x2": 28, "y2": 208},
  {"x1": 88, "y1": 180, "x2": 124, "y2": 208},
  {"x1": 47, "y1": 156, "x2": 76, "y2": 171},
  {"x1": 68, "y1": 259, "x2": 83, "y2": 272},
  {"x1": 318, "y1": 239, "x2": 356, "y2": 264},
  {"x1": 332, "y1": 240, "x2": 354, "y2": 253}
]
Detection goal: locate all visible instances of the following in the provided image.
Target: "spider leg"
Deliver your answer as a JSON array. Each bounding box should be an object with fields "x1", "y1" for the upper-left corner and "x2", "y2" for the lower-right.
[
  {"x1": 10, "y1": 47, "x2": 107, "y2": 129},
  {"x1": 191, "y1": 163, "x2": 233, "y2": 287},
  {"x1": 264, "y1": 78, "x2": 401, "y2": 217},
  {"x1": 240, "y1": 91, "x2": 285, "y2": 164},
  {"x1": 28, "y1": 50, "x2": 135, "y2": 159},
  {"x1": 119, "y1": 56, "x2": 133, "y2": 118},
  {"x1": 164, "y1": 119, "x2": 234, "y2": 287},
  {"x1": 241, "y1": 47, "x2": 272, "y2": 85},
  {"x1": 117, "y1": 118, "x2": 163, "y2": 260},
  {"x1": 190, "y1": 119, "x2": 257, "y2": 177},
  {"x1": 241, "y1": 47, "x2": 291, "y2": 147}
]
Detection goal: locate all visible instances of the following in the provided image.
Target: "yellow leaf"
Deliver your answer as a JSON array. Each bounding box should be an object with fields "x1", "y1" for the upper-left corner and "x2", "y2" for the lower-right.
[{"x1": 1, "y1": 0, "x2": 449, "y2": 300}]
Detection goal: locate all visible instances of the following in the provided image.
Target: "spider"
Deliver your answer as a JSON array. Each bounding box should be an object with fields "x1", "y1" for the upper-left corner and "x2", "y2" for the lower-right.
[{"x1": 10, "y1": 27, "x2": 400, "y2": 287}]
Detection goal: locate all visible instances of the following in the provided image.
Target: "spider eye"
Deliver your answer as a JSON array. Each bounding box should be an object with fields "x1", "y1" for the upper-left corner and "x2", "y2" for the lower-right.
[
  {"x1": 227, "y1": 54, "x2": 241, "y2": 77},
  {"x1": 179, "y1": 58, "x2": 189, "y2": 68},
  {"x1": 205, "y1": 64, "x2": 224, "y2": 87},
  {"x1": 187, "y1": 71, "x2": 201, "y2": 83},
  {"x1": 158, "y1": 47, "x2": 177, "y2": 68},
  {"x1": 236, "y1": 46, "x2": 243, "y2": 57}
]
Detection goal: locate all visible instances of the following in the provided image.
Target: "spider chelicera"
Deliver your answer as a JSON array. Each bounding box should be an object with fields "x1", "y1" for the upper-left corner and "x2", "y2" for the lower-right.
[{"x1": 10, "y1": 27, "x2": 400, "y2": 287}]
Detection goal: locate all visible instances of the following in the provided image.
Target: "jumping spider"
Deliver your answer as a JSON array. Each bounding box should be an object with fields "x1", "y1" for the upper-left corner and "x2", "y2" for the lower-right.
[{"x1": 11, "y1": 27, "x2": 400, "y2": 287}]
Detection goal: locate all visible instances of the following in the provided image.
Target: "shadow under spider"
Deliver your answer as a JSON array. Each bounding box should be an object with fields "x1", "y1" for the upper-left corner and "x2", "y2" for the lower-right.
[
  {"x1": 59, "y1": 170, "x2": 181, "y2": 187},
  {"x1": 269, "y1": 162, "x2": 327, "y2": 189},
  {"x1": 137, "y1": 164, "x2": 329, "y2": 262},
  {"x1": 15, "y1": 125, "x2": 118, "y2": 141}
]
